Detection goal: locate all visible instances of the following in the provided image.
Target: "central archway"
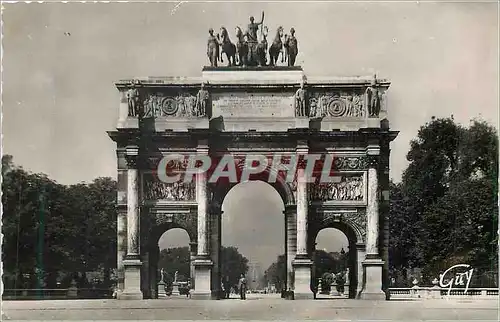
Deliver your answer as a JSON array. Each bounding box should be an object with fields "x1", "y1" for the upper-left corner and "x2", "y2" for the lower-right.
[
  {"x1": 209, "y1": 166, "x2": 295, "y2": 299},
  {"x1": 220, "y1": 181, "x2": 285, "y2": 298}
]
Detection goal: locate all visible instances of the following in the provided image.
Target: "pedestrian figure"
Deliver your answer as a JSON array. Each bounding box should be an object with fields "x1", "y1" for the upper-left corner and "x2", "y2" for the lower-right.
[
  {"x1": 238, "y1": 274, "x2": 247, "y2": 300},
  {"x1": 223, "y1": 276, "x2": 231, "y2": 299},
  {"x1": 186, "y1": 280, "x2": 191, "y2": 298}
]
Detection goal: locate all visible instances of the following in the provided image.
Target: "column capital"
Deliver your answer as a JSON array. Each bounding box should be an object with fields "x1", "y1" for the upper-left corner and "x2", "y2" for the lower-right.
[
  {"x1": 356, "y1": 243, "x2": 366, "y2": 250},
  {"x1": 367, "y1": 155, "x2": 380, "y2": 168},
  {"x1": 125, "y1": 146, "x2": 139, "y2": 169},
  {"x1": 189, "y1": 242, "x2": 198, "y2": 253},
  {"x1": 366, "y1": 144, "x2": 380, "y2": 168}
]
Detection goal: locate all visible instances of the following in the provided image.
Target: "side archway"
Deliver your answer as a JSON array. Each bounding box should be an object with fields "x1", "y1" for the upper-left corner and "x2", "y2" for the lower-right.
[
  {"x1": 144, "y1": 220, "x2": 197, "y2": 299},
  {"x1": 308, "y1": 211, "x2": 366, "y2": 299}
]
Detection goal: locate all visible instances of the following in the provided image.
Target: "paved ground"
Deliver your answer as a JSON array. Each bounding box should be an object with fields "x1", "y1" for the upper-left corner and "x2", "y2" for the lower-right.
[{"x1": 2, "y1": 293, "x2": 498, "y2": 321}]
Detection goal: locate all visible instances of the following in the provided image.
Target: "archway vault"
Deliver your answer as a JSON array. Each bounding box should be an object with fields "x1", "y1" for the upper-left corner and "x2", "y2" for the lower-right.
[
  {"x1": 210, "y1": 164, "x2": 296, "y2": 210},
  {"x1": 142, "y1": 206, "x2": 198, "y2": 251},
  {"x1": 309, "y1": 208, "x2": 367, "y2": 245}
]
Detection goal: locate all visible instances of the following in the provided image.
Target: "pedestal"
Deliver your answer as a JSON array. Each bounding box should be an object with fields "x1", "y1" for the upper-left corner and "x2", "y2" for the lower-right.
[
  {"x1": 359, "y1": 259, "x2": 386, "y2": 300},
  {"x1": 295, "y1": 117, "x2": 309, "y2": 128},
  {"x1": 157, "y1": 281, "x2": 167, "y2": 298},
  {"x1": 292, "y1": 257, "x2": 313, "y2": 299},
  {"x1": 330, "y1": 282, "x2": 337, "y2": 296},
  {"x1": 118, "y1": 259, "x2": 143, "y2": 300},
  {"x1": 171, "y1": 283, "x2": 180, "y2": 296},
  {"x1": 67, "y1": 280, "x2": 78, "y2": 298},
  {"x1": 191, "y1": 258, "x2": 213, "y2": 299},
  {"x1": 366, "y1": 117, "x2": 381, "y2": 128}
]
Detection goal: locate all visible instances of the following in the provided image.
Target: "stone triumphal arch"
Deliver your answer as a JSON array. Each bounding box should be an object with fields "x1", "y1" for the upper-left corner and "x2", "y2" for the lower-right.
[{"x1": 109, "y1": 65, "x2": 398, "y2": 300}]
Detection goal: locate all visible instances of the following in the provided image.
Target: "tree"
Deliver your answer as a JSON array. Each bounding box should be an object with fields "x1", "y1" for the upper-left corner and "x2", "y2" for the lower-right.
[
  {"x1": 157, "y1": 245, "x2": 249, "y2": 288},
  {"x1": 389, "y1": 181, "x2": 422, "y2": 270},
  {"x1": 220, "y1": 246, "x2": 249, "y2": 288},
  {"x1": 263, "y1": 254, "x2": 286, "y2": 291},
  {"x1": 158, "y1": 246, "x2": 190, "y2": 284},
  {"x1": 59, "y1": 178, "x2": 117, "y2": 286},
  {"x1": 321, "y1": 272, "x2": 334, "y2": 293},
  {"x1": 389, "y1": 117, "x2": 498, "y2": 284},
  {"x1": 1, "y1": 156, "x2": 68, "y2": 288},
  {"x1": 314, "y1": 250, "x2": 344, "y2": 279},
  {"x1": 2, "y1": 155, "x2": 118, "y2": 288}
]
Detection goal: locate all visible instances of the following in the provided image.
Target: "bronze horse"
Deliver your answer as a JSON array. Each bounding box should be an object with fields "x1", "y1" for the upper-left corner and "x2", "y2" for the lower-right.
[
  {"x1": 219, "y1": 27, "x2": 236, "y2": 67},
  {"x1": 235, "y1": 26, "x2": 248, "y2": 67},
  {"x1": 268, "y1": 26, "x2": 284, "y2": 66}
]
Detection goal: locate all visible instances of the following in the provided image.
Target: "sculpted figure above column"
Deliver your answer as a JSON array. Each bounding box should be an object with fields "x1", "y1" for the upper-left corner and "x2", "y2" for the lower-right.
[
  {"x1": 295, "y1": 78, "x2": 308, "y2": 117},
  {"x1": 196, "y1": 83, "x2": 209, "y2": 117},
  {"x1": 366, "y1": 75, "x2": 381, "y2": 118},
  {"x1": 126, "y1": 80, "x2": 142, "y2": 117}
]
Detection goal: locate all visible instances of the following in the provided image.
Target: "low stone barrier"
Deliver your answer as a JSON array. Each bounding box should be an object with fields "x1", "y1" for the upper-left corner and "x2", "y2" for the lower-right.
[
  {"x1": 2, "y1": 288, "x2": 114, "y2": 300},
  {"x1": 389, "y1": 287, "x2": 498, "y2": 300}
]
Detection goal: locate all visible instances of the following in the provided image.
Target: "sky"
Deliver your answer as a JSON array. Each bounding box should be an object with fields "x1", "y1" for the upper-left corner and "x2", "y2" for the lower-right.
[{"x1": 2, "y1": 1, "x2": 498, "y2": 269}]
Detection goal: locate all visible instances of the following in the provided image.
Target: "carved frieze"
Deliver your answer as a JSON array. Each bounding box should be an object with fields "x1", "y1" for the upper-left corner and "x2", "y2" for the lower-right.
[
  {"x1": 155, "y1": 213, "x2": 175, "y2": 225},
  {"x1": 125, "y1": 154, "x2": 139, "y2": 169},
  {"x1": 309, "y1": 92, "x2": 365, "y2": 118},
  {"x1": 333, "y1": 156, "x2": 368, "y2": 171},
  {"x1": 143, "y1": 173, "x2": 196, "y2": 201},
  {"x1": 309, "y1": 175, "x2": 364, "y2": 201},
  {"x1": 142, "y1": 90, "x2": 209, "y2": 118}
]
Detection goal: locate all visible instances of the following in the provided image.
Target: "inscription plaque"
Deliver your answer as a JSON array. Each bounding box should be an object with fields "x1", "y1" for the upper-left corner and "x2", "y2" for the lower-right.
[{"x1": 212, "y1": 93, "x2": 294, "y2": 118}]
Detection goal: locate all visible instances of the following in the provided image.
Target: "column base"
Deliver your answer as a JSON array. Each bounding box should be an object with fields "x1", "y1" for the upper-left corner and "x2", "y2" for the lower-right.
[
  {"x1": 294, "y1": 291, "x2": 314, "y2": 300},
  {"x1": 192, "y1": 258, "x2": 213, "y2": 300},
  {"x1": 358, "y1": 258, "x2": 386, "y2": 300},
  {"x1": 210, "y1": 290, "x2": 223, "y2": 300},
  {"x1": 190, "y1": 291, "x2": 212, "y2": 300},
  {"x1": 118, "y1": 258, "x2": 143, "y2": 300},
  {"x1": 292, "y1": 256, "x2": 314, "y2": 300},
  {"x1": 117, "y1": 291, "x2": 144, "y2": 300},
  {"x1": 358, "y1": 291, "x2": 386, "y2": 300}
]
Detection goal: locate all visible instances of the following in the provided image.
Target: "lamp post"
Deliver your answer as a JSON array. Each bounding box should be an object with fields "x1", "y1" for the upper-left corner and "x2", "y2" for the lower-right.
[
  {"x1": 22, "y1": 273, "x2": 30, "y2": 297},
  {"x1": 340, "y1": 247, "x2": 347, "y2": 272}
]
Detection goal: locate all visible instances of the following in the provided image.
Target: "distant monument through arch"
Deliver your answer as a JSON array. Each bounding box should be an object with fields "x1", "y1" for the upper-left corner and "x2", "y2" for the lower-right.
[{"x1": 108, "y1": 15, "x2": 398, "y2": 300}]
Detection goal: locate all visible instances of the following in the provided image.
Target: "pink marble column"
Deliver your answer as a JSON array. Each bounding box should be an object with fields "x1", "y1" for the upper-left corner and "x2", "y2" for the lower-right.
[
  {"x1": 192, "y1": 144, "x2": 213, "y2": 299},
  {"x1": 119, "y1": 146, "x2": 143, "y2": 300},
  {"x1": 292, "y1": 144, "x2": 313, "y2": 299},
  {"x1": 359, "y1": 149, "x2": 385, "y2": 300}
]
